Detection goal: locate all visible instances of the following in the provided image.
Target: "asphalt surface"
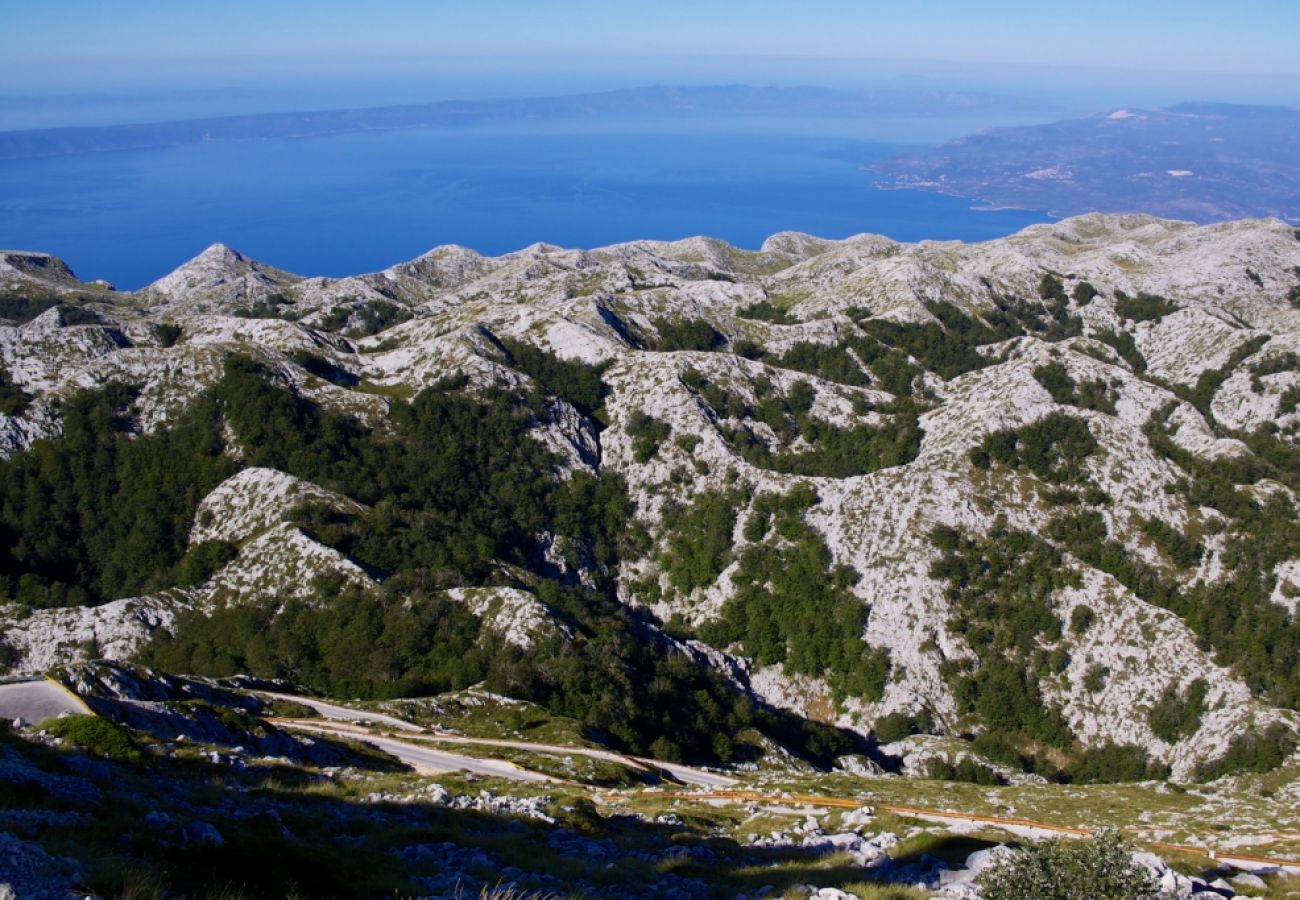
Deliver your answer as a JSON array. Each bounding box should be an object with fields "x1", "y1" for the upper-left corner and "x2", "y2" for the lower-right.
[
  {"x1": 264, "y1": 689, "x2": 737, "y2": 788},
  {"x1": 279, "y1": 719, "x2": 559, "y2": 782},
  {"x1": 0, "y1": 679, "x2": 90, "y2": 725}
]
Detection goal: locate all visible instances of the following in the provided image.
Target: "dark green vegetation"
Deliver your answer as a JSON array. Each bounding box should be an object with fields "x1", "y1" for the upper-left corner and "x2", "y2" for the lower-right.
[
  {"x1": 1172, "y1": 335, "x2": 1269, "y2": 420},
  {"x1": 40, "y1": 714, "x2": 143, "y2": 763},
  {"x1": 0, "y1": 382, "x2": 237, "y2": 606},
  {"x1": 975, "y1": 830, "x2": 1156, "y2": 900},
  {"x1": 659, "y1": 488, "x2": 742, "y2": 596},
  {"x1": 625, "y1": 411, "x2": 671, "y2": 463},
  {"x1": 700, "y1": 487, "x2": 891, "y2": 704},
  {"x1": 738, "y1": 299, "x2": 799, "y2": 325},
  {"x1": 0, "y1": 348, "x2": 851, "y2": 765},
  {"x1": 153, "y1": 323, "x2": 183, "y2": 347},
  {"x1": 1114, "y1": 290, "x2": 1181, "y2": 323},
  {"x1": 970, "y1": 412, "x2": 1098, "y2": 484},
  {"x1": 0, "y1": 290, "x2": 60, "y2": 324},
  {"x1": 1148, "y1": 679, "x2": 1208, "y2": 743},
  {"x1": 925, "y1": 755, "x2": 1004, "y2": 785},
  {"x1": 681, "y1": 367, "x2": 922, "y2": 478},
  {"x1": 319, "y1": 298, "x2": 412, "y2": 337},
  {"x1": 734, "y1": 291, "x2": 1085, "y2": 400},
  {"x1": 1032, "y1": 361, "x2": 1118, "y2": 414},
  {"x1": 1192, "y1": 723, "x2": 1298, "y2": 782},
  {"x1": 930, "y1": 522, "x2": 1174, "y2": 783},
  {"x1": 643, "y1": 317, "x2": 727, "y2": 352},
  {"x1": 1129, "y1": 404, "x2": 1300, "y2": 711},
  {"x1": 1092, "y1": 328, "x2": 1147, "y2": 372},
  {"x1": 496, "y1": 335, "x2": 609, "y2": 420},
  {"x1": 0, "y1": 362, "x2": 31, "y2": 416},
  {"x1": 931, "y1": 524, "x2": 1076, "y2": 752}
]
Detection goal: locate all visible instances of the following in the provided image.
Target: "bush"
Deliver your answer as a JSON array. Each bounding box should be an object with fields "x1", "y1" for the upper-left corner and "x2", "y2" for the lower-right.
[
  {"x1": 1193, "y1": 723, "x2": 1298, "y2": 781},
  {"x1": 1115, "y1": 291, "x2": 1180, "y2": 323},
  {"x1": 970, "y1": 413, "x2": 1099, "y2": 484},
  {"x1": 646, "y1": 318, "x2": 726, "y2": 352},
  {"x1": 0, "y1": 363, "x2": 31, "y2": 417},
  {"x1": 872, "y1": 711, "x2": 916, "y2": 744},
  {"x1": 42, "y1": 715, "x2": 144, "y2": 763},
  {"x1": 153, "y1": 323, "x2": 182, "y2": 348},
  {"x1": 975, "y1": 829, "x2": 1158, "y2": 900},
  {"x1": 926, "y1": 755, "x2": 1004, "y2": 785},
  {"x1": 737, "y1": 300, "x2": 798, "y2": 325},
  {"x1": 1067, "y1": 743, "x2": 1169, "y2": 783},
  {"x1": 626, "y1": 411, "x2": 671, "y2": 463},
  {"x1": 1069, "y1": 605, "x2": 1096, "y2": 635},
  {"x1": 1148, "y1": 679, "x2": 1207, "y2": 743}
]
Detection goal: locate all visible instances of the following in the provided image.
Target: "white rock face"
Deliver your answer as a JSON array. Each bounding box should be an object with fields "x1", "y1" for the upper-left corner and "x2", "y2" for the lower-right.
[
  {"x1": 3, "y1": 214, "x2": 1300, "y2": 777},
  {"x1": 442, "y1": 587, "x2": 574, "y2": 648},
  {"x1": 0, "y1": 595, "x2": 182, "y2": 674},
  {"x1": 190, "y1": 468, "x2": 364, "y2": 546}
]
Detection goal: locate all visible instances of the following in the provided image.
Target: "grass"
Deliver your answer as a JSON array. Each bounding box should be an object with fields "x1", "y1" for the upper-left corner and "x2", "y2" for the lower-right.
[{"x1": 40, "y1": 714, "x2": 143, "y2": 763}]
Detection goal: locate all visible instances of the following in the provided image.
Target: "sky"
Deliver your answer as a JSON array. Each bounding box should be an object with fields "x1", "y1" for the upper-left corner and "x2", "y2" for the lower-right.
[
  {"x1": 5, "y1": 0, "x2": 1300, "y2": 85},
  {"x1": 2, "y1": 0, "x2": 1299, "y2": 130}
]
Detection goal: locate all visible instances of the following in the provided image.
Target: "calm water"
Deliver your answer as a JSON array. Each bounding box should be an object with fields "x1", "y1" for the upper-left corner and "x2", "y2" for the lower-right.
[{"x1": 0, "y1": 127, "x2": 1052, "y2": 289}]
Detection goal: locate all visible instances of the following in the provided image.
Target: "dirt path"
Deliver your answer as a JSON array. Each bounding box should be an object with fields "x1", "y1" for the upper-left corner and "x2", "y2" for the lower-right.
[{"x1": 671, "y1": 790, "x2": 1300, "y2": 874}]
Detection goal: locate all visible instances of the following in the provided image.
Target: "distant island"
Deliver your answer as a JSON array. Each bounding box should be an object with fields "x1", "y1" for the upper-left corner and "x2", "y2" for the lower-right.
[
  {"x1": 0, "y1": 84, "x2": 1038, "y2": 161},
  {"x1": 870, "y1": 102, "x2": 1300, "y2": 222}
]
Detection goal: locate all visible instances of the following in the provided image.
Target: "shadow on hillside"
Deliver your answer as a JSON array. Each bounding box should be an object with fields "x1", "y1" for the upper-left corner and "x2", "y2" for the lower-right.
[{"x1": 3, "y1": 722, "x2": 940, "y2": 899}]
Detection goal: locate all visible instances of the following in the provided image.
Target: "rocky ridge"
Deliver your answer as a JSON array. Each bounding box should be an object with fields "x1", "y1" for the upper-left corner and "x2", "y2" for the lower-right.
[{"x1": 2, "y1": 214, "x2": 1300, "y2": 781}]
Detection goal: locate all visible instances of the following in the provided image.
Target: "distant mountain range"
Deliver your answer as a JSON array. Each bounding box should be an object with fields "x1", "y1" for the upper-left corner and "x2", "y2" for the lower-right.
[
  {"x1": 0, "y1": 84, "x2": 1039, "y2": 161},
  {"x1": 871, "y1": 102, "x2": 1300, "y2": 222}
]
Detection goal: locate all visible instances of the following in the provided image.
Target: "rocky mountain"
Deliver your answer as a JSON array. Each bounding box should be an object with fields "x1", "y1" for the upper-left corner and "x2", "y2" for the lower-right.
[
  {"x1": 871, "y1": 103, "x2": 1300, "y2": 222},
  {"x1": 3, "y1": 213, "x2": 1300, "y2": 785}
]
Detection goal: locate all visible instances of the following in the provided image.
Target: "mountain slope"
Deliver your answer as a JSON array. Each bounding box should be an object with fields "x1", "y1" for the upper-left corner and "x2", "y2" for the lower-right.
[{"x1": 2, "y1": 214, "x2": 1300, "y2": 782}]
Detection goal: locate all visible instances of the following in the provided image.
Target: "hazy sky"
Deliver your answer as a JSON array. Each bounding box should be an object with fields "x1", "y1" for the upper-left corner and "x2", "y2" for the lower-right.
[{"x1": 5, "y1": 0, "x2": 1300, "y2": 89}]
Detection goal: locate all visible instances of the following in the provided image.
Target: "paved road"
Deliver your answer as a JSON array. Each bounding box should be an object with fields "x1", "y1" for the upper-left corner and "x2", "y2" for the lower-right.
[
  {"x1": 257, "y1": 691, "x2": 423, "y2": 732},
  {"x1": 0, "y1": 679, "x2": 91, "y2": 724},
  {"x1": 281, "y1": 719, "x2": 559, "y2": 783},
  {"x1": 424, "y1": 734, "x2": 737, "y2": 788},
  {"x1": 262, "y1": 689, "x2": 737, "y2": 788}
]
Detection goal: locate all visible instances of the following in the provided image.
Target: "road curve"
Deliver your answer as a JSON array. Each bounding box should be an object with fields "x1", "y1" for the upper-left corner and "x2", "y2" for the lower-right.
[
  {"x1": 257, "y1": 691, "x2": 423, "y2": 732},
  {"x1": 0, "y1": 678, "x2": 92, "y2": 724},
  {"x1": 422, "y1": 734, "x2": 737, "y2": 789},
  {"x1": 279, "y1": 719, "x2": 560, "y2": 783},
  {"x1": 260, "y1": 689, "x2": 737, "y2": 789}
]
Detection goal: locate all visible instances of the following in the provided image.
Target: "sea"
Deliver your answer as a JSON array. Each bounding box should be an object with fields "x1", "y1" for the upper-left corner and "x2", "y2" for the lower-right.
[{"x1": 0, "y1": 123, "x2": 1052, "y2": 290}]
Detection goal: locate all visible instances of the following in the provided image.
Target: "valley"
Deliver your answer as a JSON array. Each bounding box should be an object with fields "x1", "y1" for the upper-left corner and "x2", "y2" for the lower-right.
[{"x1": 2, "y1": 212, "x2": 1300, "y2": 895}]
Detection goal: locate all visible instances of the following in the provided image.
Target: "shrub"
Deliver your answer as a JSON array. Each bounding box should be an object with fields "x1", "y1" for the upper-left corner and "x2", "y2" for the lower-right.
[
  {"x1": 626, "y1": 411, "x2": 671, "y2": 463},
  {"x1": 872, "y1": 711, "x2": 916, "y2": 744},
  {"x1": 926, "y1": 755, "x2": 1004, "y2": 785},
  {"x1": 1193, "y1": 723, "x2": 1298, "y2": 781},
  {"x1": 646, "y1": 317, "x2": 726, "y2": 352},
  {"x1": 42, "y1": 715, "x2": 144, "y2": 763},
  {"x1": 1115, "y1": 291, "x2": 1180, "y2": 323},
  {"x1": 0, "y1": 363, "x2": 31, "y2": 417},
  {"x1": 1069, "y1": 605, "x2": 1096, "y2": 635},
  {"x1": 975, "y1": 829, "x2": 1158, "y2": 900},
  {"x1": 153, "y1": 323, "x2": 182, "y2": 347},
  {"x1": 737, "y1": 300, "x2": 798, "y2": 325},
  {"x1": 1148, "y1": 679, "x2": 1207, "y2": 743}
]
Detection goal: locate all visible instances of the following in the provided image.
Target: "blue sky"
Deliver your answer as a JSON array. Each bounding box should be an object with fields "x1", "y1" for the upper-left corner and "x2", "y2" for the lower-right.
[{"x1": 5, "y1": 0, "x2": 1299, "y2": 88}]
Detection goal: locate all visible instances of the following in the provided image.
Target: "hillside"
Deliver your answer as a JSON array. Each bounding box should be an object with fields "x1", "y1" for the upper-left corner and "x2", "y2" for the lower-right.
[
  {"x1": 3, "y1": 213, "x2": 1300, "y2": 790},
  {"x1": 871, "y1": 103, "x2": 1300, "y2": 222}
]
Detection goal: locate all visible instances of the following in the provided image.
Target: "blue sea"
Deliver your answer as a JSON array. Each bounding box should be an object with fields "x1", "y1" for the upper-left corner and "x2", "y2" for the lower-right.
[{"x1": 0, "y1": 126, "x2": 1052, "y2": 290}]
